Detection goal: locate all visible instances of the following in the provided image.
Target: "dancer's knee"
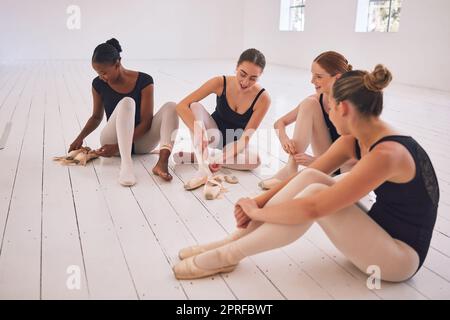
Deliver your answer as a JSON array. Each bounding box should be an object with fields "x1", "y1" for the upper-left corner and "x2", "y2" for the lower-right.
[
  {"x1": 162, "y1": 101, "x2": 177, "y2": 113},
  {"x1": 292, "y1": 183, "x2": 329, "y2": 220},
  {"x1": 190, "y1": 101, "x2": 203, "y2": 110},
  {"x1": 298, "y1": 168, "x2": 330, "y2": 182},
  {"x1": 294, "y1": 183, "x2": 328, "y2": 199},
  {"x1": 300, "y1": 98, "x2": 320, "y2": 116},
  {"x1": 118, "y1": 97, "x2": 136, "y2": 112},
  {"x1": 189, "y1": 102, "x2": 206, "y2": 117}
]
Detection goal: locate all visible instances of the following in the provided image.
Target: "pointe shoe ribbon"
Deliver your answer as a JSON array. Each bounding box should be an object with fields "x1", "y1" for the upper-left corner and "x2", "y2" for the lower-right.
[
  {"x1": 209, "y1": 174, "x2": 239, "y2": 185},
  {"x1": 185, "y1": 173, "x2": 238, "y2": 194},
  {"x1": 173, "y1": 256, "x2": 237, "y2": 280},
  {"x1": 203, "y1": 176, "x2": 226, "y2": 200},
  {"x1": 53, "y1": 147, "x2": 99, "y2": 166}
]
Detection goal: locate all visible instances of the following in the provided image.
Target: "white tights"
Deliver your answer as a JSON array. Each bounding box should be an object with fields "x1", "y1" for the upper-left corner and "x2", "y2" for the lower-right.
[
  {"x1": 100, "y1": 98, "x2": 179, "y2": 185},
  {"x1": 194, "y1": 168, "x2": 420, "y2": 282},
  {"x1": 188, "y1": 102, "x2": 261, "y2": 179},
  {"x1": 270, "y1": 98, "x2": 333, "y2": 182}
]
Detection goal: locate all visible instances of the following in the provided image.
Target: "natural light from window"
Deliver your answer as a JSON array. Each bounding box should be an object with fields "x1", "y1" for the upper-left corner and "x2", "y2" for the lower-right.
[
  {"x1": 279, "y1": 0, "x2": 306, "y2": 32},
  {"x1": 355, "y1": 0, "x2": 402, "y2": 32}
]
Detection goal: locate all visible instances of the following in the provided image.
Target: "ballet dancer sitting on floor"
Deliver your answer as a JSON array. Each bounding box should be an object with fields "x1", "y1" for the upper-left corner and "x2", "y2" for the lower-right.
[
  {"x1": 173, "y1": 64, "x2": 439, "y2": 283},
  {"x1": 69, "y1": 38, "x2": 179, "y2": 186},
  {"x1": 175, "y1": 49, "x2": 271, "y2": 194}
]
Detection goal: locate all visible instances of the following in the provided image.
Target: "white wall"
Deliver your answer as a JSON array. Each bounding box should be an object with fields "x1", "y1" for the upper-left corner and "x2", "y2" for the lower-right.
[
  {"x1": 243, "y1": 0, "x2": 450, "y2": 92},
  {"x1": 0, "y1": 0, "x2": 244, "y2": 60},
  {"x1": 2, "y1": 0, "x2": 449, "y2": 91}
]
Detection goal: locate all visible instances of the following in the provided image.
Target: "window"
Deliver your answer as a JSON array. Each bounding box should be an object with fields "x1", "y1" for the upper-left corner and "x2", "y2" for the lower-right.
[
  {"x1": 279, "y1": 0, "x2": 306, "y2": 32},
  {"x1": 355, "y1": 0, "x2": 402, "y2": 32}
]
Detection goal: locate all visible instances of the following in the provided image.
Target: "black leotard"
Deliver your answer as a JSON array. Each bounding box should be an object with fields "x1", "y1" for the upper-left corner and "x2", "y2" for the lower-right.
[
  {"x1": 211, "y1": 76, "x2": 265, "y2": 147},
  {"x1": 92, "y1": 72, "x2": 154, "y2": 154},
  {"x1": 319, "y1": 94, "x2": 340, "y2": 143},
  {"x1": 355, "y1": 135, "x2": 439, "y2": 270},
  {"x1": 92, "y1": 72, "x2": 154, "y2": 127}
]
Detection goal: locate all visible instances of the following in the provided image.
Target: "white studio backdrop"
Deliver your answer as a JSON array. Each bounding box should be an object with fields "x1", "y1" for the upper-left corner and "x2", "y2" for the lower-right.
[
  {"x1": 243, "y1": 0, "x2": 450, "y2": 92},
  {"x1": 1, "y1": 0, "x2": 449, "y2": 91},
  {"x1": 0, "y1": 0, "x2": 244, "y2": 61}
]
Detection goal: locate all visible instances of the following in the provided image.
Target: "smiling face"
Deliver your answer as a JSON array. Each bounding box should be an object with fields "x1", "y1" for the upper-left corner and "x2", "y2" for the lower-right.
[
  {"x1": 311, "y1": 62, "x2": 338, "y2": 95},
  {"x1": 235, "y1": 61, "x2": 263, "y2": 92},
  {"x1": 92, "y1": 61, "x2": 120, "y2": 84}
]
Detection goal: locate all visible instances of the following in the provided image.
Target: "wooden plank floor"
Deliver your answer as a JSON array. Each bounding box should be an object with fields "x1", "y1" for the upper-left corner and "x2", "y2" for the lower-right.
[{"x1": 0, "y1": 60, "x2": 449, "y2": 299}]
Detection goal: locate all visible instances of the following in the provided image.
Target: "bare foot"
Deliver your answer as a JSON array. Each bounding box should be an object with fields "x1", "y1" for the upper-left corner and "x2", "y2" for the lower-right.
[{"x1": 153, "y1": 149, "x2": 173, "y2": 181}]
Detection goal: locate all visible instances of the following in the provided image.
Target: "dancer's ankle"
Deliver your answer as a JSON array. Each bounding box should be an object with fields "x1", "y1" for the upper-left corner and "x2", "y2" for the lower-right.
[{"x1": 119, "y1": 162, "x2": 136, "y2": 186}]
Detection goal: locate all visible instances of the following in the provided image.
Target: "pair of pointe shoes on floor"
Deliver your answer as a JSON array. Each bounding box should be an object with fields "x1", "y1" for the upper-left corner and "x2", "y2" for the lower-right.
[
  {"x1": 53, "y1": 147, "x2": 99, "y2": 166},
  {"x1": 184, "y1": 174, "x2": 239, "y2": 200},
  {"x1": 173, "y1": 244, "x2": 238, "y2": 280}
]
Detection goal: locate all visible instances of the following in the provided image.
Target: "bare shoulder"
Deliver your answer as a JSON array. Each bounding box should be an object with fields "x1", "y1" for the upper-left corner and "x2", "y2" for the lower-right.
[
  {"x1": 254, "y1": 90, "x2": 271, "y2": 111},
  {"x1": 207, "y1": 75, "x2": 225, "y2": 87},
  {"x1": 370, "y1": 140, "x2": 411, "y2": 164},
  {"x1": 192, "y1": 76, "x2": 224, "y2": 96},
  {"x1": 259, "y1": 89, "x2": 271, "y2": 104},
  {"x1": 208, "y1": 76, "x2": 226, "y2": 95},
  {"x1": 301, "y1": 94, "x2": 320, "y2": 106},
  {"x1": 307, "y1": 93, "x2": 321, "y2": 101}
]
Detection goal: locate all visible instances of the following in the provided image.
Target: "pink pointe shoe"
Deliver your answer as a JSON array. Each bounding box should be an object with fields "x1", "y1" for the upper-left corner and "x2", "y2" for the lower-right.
[
  {"x1": 203, "y1": 176, "x2": 224, "y2": 200},
  {"x1": 258, "y1": 178, "x2": 282, "y2": 190},
  {"x1": 184, "y1": 175, "x2": 208, "y2": 191},
  {"x1": 178, "y1": 245, "x2": 208, "y2": 260},
  {"x1": 173, "y1": 256, "x2": 237, "y2": 280}
]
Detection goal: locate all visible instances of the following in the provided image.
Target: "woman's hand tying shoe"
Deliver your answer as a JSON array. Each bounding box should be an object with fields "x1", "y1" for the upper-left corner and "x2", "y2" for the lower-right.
[
  {"x1": 69, "y1": 137, "x2": 84, "y2": 153},
  {"x1": 280, "y1": 136, "x2": 297, "y2": 155},
  {"x1": 293, "y1": 153, "x2": 316, "y2": 166}
]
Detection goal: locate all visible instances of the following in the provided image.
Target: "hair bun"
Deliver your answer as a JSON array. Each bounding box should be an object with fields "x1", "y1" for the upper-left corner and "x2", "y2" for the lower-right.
[
  {"x1": 347, "y1": 64, "x2": 353, "y2": 72},
  {"x1": 363, "y1": 64, "x2": 392, "y2": 92},
  {"x1": 106, "y1": 38, "x2": 122, "y2": 53}
]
